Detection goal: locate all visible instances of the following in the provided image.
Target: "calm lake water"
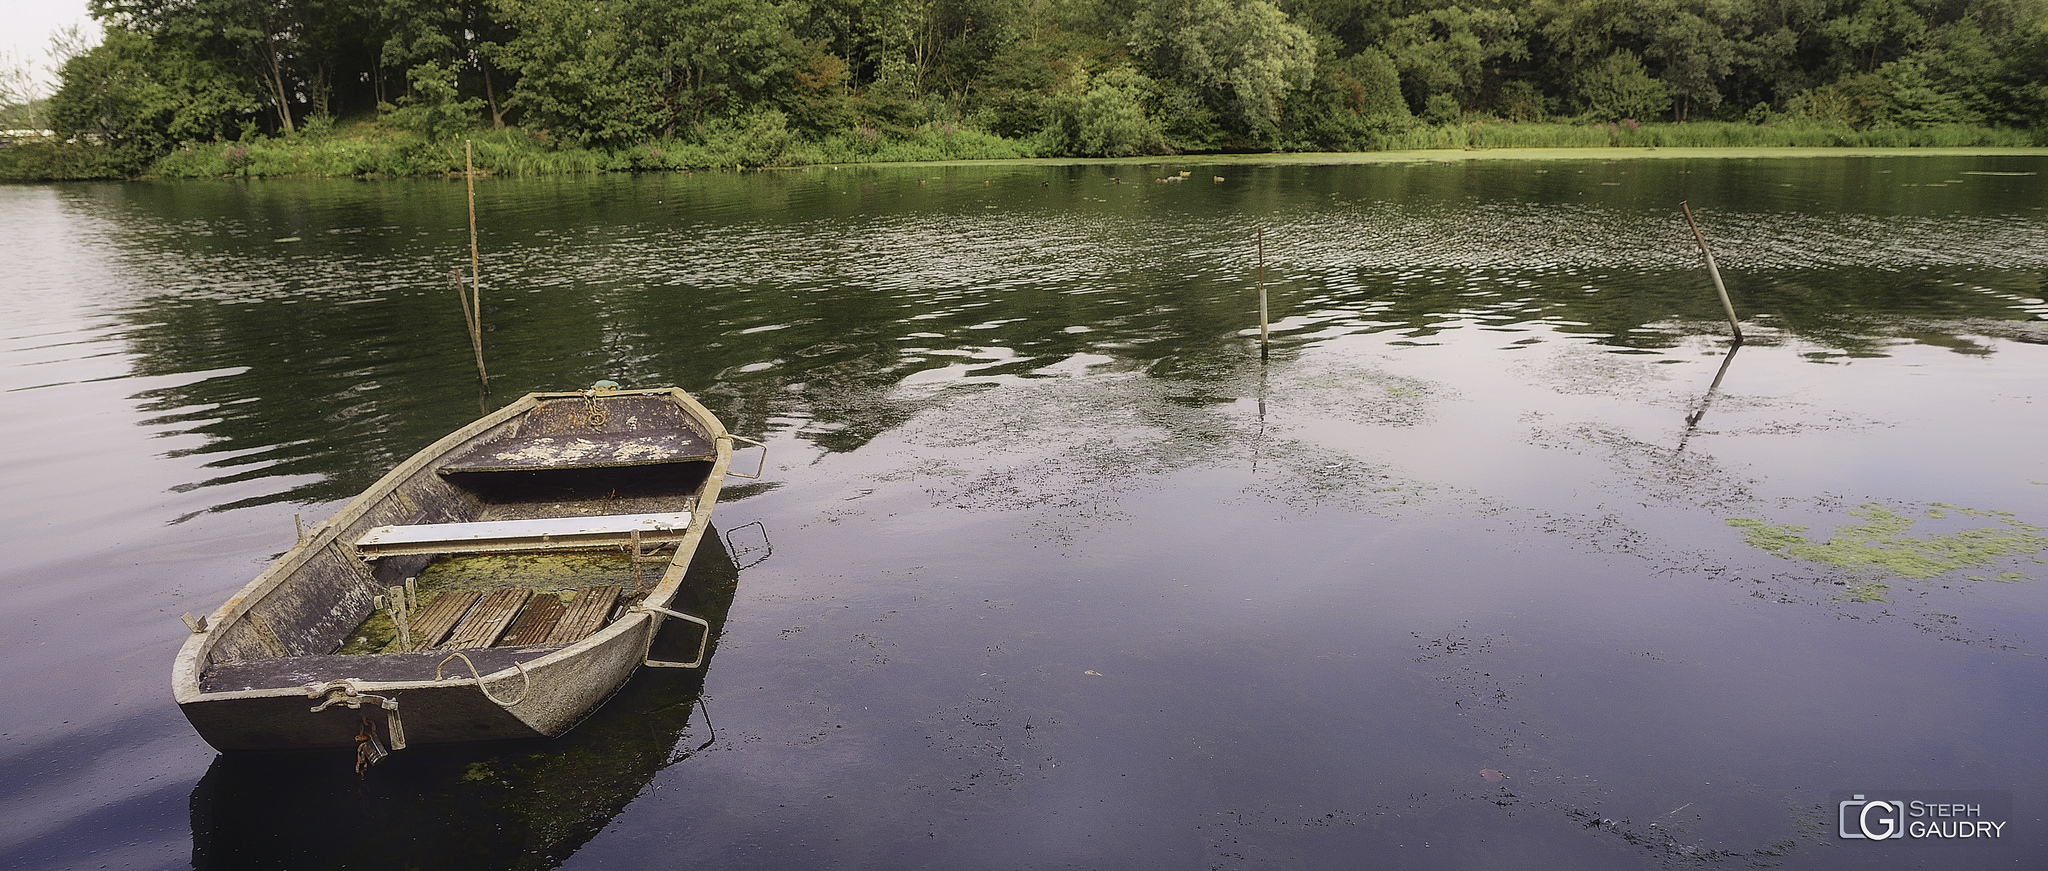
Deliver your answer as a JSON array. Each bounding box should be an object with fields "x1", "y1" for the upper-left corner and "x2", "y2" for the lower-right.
[{"x1": 3, "y1": 151, "x2": 2046, "y2": 870}]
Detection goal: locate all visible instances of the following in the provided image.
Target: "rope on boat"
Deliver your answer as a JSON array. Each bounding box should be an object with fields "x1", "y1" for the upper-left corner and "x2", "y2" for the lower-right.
[
  {"x1": 582, "y1": 381, "x2": 616, "y2": 431},
  {"x1": 436, "y1": 652, "x2": 532, "y2": 707}
]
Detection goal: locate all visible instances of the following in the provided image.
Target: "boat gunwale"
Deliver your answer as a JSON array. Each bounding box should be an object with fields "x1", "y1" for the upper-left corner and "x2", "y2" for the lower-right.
[{"x1": 173, "y1": 386, "x2": 735, "y2": 710}]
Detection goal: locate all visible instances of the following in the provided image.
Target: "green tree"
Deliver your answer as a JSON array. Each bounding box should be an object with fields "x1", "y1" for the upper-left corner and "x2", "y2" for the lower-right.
[
  {"x1": 1574, "y1": 48, "x2": 1673, "y2": 117},
  {"x1": 1128, "y1": 0, "x2": 1318, "y2": 142},
  {"x1": 1875, "y1": 56, "x2": 1976, "y2": 124},
  {"x1": 1922, "y1": 12, "x2": 2016, "y2": 121},
  {"x1": 788, "y1": 40, "x2": 857, "y2": 132},
  {"x1": 491, "y1": 0, "x2": 801, "y2": 145},
  {"x1": 1046, "y1": 64, "x2": 1168, "y2": 154},
  {"x1": 1384, "y1": 3, "x2": 1527, "y2": 117},
  {"x1": 1281, "y1": 0, "x2": 1405, "y2": 57},
  {"x1": 925, "y1": 0, "x2": 1028, "y2": 102},
  {"x1": 798, "y1": 0, "x2": 942, "y2": 100},
  {"x1": 308, "y1": 7, "x2": 360, "y2": 116},
  {"x1": 1647, "y1": 0, "x2": 1749, "y2": 120},
  {"x1": 1994, "y1": 10, "x2": 2048, "y2": 131},
  {"x1": 488, "y1": 0, "x2": 635, "y2": 142},
  {"x1": 1821, "y1": 0, "x2": 1927, "y2": 73},
  {"x1": 1285, "y1": 47, "x2": 1414, "y2": 147},
  {"x1": 960, "y1": 1, "x2": 1127, "y2": 139},
  {"x1": 1530, "y1": 0, "x2": 1663, "y2": 70},
  {"x1": 91, "y1": 0, "x2": 305, "y2": 132},
  {"x1": 46, "y1": 28, "x2": 257, "y2": 164},
  {"x1": 621, "y1": 0, "x2": 800, "y2": 134},
  {"x1": 379, "y1": 60, "x2": 484, "y2": 138}
]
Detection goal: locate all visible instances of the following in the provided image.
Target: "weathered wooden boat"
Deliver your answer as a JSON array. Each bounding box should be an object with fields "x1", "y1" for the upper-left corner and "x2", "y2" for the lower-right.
[
  {"x1": 190, "y1": 531, "x2": 741, "y2": 869},
  {"x1": 173, "y1": 384, "x2": 760, "y2": 754}
]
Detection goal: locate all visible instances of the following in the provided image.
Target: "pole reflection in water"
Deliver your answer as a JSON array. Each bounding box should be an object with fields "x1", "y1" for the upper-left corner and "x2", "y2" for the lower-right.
[
  {"x1": 1677, "y1": 340, "x2": 1742, "y2": 454},
  {"x1": 189, "y1": 527, "x2": 741, "y2": 871}
]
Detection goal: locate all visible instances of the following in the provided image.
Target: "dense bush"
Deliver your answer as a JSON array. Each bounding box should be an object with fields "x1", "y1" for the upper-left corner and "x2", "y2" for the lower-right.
[{"x1": 0, "y1": 138, "x2": 138, "y2": 180}]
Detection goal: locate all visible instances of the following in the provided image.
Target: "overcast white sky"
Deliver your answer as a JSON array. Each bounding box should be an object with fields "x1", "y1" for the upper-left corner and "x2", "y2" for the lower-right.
[{"x1": 3, "y1": 0, "x2": 98, "y2": 94}]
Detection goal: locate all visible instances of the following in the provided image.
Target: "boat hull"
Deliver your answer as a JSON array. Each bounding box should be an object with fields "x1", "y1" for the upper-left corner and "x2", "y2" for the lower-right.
[{"x1": 180, "y1": 617, "x2": 650, "y2": 751}]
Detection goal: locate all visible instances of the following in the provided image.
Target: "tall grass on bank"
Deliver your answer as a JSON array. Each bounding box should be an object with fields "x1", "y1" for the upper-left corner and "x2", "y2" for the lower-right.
[
  {"x1": 5, "y1": 115, "x2": 2039, "y2": 183},
  {"x1": 142, "y1": 113, "x2": 1036, "y2": 180},
  {"x1": 152, "y1": 124, "x2": 612, "y2": 179},
  {"x1": 1389, "y1": 119, "x2": 2038, "y2": 150}
]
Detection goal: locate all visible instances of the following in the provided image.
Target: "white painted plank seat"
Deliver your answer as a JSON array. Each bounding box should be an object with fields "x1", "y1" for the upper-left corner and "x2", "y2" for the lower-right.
[{"x1": 355, "y1": 511, "x2": 693, "y2": 558}]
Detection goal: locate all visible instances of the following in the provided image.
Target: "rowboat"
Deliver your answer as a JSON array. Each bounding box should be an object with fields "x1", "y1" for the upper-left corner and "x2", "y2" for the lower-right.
[
  {"x1": 172, "y1": 384, "x2": 760, "y2": 757},
  {"x1": 190, "y1": 531, "x2": 741, "y2": 867}
]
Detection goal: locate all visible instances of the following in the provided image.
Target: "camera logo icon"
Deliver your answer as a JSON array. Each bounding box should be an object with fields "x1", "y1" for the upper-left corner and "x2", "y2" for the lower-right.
[{"x1": 1840, "y1": 795, "x2": 1905, "y2": 840}]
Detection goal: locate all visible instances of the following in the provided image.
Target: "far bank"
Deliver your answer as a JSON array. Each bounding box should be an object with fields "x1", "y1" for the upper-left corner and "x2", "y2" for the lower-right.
[{"x1": 4, "y1": 118, "x2": 2041, "y2": 184}]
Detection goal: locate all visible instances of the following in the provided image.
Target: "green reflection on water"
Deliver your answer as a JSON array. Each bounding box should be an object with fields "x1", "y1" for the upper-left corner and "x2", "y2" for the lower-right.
[{"x1": 41, "y1": 155, "x2": 2048, "y2": 512}]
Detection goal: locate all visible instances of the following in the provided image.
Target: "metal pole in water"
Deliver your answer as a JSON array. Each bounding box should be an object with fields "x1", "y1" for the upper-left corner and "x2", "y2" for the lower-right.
[
  {"x1": 1257, "y1": 227, "x2": 1269, "y2": 360},
  {"x1": 1680, "y1": 201, "x2": 1743, "y2": 343},
  {"x1": 465, "y1": 140, "x2": 488, "y2": 387}
]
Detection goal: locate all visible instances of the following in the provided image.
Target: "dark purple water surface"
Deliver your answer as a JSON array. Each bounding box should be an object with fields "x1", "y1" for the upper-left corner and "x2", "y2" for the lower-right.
[{"x1": 2, "y1": 153, "x2": 2046, "y2": 870}]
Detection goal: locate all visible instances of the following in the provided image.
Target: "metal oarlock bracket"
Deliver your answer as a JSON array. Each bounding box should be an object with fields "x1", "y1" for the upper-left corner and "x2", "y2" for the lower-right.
[
  {"x1": 640, "y1": 605, "x2": 712, "y2": 668},
  {"x1": 305, "y1": 679, "x2": 408, "y2": 752},
  {"x1": 721, "y1": 433, "x2": 767, "y2": 479}
]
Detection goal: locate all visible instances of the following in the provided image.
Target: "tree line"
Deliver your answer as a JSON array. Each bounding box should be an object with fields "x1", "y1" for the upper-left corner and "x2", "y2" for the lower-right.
[{"x1": 32, "y1": 0, "x2": 2048, "y2": 166}]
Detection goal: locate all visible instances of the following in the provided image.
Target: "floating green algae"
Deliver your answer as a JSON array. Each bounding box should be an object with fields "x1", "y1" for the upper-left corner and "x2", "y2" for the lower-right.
[{"x1": 1727, "y1": 503, "x2": 2046, "y2": 581}]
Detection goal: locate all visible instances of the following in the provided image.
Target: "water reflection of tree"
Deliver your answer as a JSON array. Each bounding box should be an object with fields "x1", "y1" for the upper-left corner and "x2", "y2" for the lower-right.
[
  {"x1": 1330, "y1": 265, "x2": 2041, "y2": 354},
  {"x1": 98, "y1": 168, "x2": 2046, "y2": 514},
  {"x1": 118, "y1": 254, "x2": 2041, "y2": 513}
]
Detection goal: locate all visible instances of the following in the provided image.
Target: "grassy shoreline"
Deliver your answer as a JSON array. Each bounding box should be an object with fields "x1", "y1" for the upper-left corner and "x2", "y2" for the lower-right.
[
  {"x1": 2, "y1": 117, "x2": 2042, "y2": 182},
  {"x1": 961, "y1": 144, "x2": 2048, "y2": 168}
]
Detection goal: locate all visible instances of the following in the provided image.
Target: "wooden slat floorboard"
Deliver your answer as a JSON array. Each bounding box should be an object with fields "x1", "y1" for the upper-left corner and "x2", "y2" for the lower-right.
[
  {"x1": 406, "y1": 590, "x2": 481, "y2": 651},
  {"x1": 545, "y1": 585, "x2": 621, "y2": 645},
  {"x1": 441, "y1": 589, "x2": 529, "y2": 649},
  {"x1": 496, "y1": 593, "x2": 566, "y2": 647}
]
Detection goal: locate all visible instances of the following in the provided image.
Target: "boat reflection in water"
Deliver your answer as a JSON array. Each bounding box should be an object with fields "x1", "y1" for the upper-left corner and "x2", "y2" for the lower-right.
[{"x1": 189, "y1": 527, "x2": 740, "y2": 871}]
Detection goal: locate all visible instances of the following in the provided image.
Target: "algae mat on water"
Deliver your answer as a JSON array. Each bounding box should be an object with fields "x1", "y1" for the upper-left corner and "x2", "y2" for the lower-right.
[{"x1": 1728, "y1": 503, "x2": 2046, "y2": 601}]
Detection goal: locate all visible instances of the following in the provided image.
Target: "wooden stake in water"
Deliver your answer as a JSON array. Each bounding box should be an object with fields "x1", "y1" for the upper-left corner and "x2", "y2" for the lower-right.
[
  {"x1": 452, "y1": 267, "x2": 484, "y2": 384},
  {"x1": 1257, "y1": 227, "x2": 1269, "y2": 360},
  {"x1": 463, "y1": 140, "x2": 488, "y2": 386},
  {"x1": 1680, "y1": 201, "x2": 1743, "y2": 343}
]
